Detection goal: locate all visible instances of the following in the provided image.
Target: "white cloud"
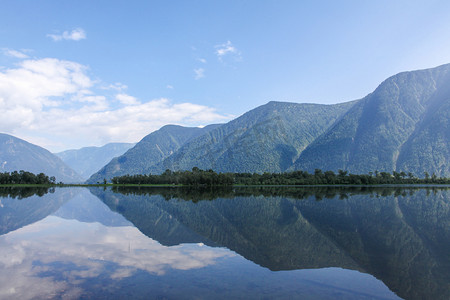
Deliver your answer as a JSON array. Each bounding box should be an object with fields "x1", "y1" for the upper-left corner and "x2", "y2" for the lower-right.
[
  {"x1": 116, "y1": 93, "x2": 139, "y2": 105},
  {"x1": 215, "y1": 41, "x2": 241, "y2": 61},
  {"x1": 0, "y1": 58, "x2": 91, "y2": 112},
  {"x1": 79, "y1": 95, "x2": 109, "y2": 111},
  {"x1": 101, "y1": 82, "x2": 128, "y2": 91},
  {"x1": 198, "y1": 58, "x2": 207, "y2": 64},
  {"x1": 166, "y1": 85, "x2": 174, "y2": 89},
  {"x1": 2, "y1": 49, "x2": 29, "y2": 59},
  {"x1": 194, "y1": 68, "x2": 205, "y2": 80},
  {"x1": 0, "y1": 57, "x2": 231, "y2": 151},
  {"x1": 47, "y1": 28, "x2": 86, "y2": 41}
]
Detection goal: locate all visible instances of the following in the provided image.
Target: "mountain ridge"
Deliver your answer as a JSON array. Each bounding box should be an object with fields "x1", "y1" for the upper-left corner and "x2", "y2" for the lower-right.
[
  {"x1": 0, "y1": 133, "x2": 83, "y2": 183},
  {"x1": 148, "y1": 100, "x2": 356, "y2": 174},
  {"x1": 294, "y1": 63, "x2": 450, "y2": 176},
  {"x1": 4, "y1": 64, "x2": 450, "y2": 181},
  {"x1": 89, "y1": 62, "x2": 450, "y2": 180},
  {"x1": 55, "y1": 142, "x2": 135, "y2": 180},
  {"x1": 87, "y1": 124, "x2": 222, "y2": 183}
]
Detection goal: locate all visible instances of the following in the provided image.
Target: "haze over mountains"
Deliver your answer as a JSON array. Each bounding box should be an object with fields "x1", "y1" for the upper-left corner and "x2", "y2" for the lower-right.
[
  {"x1": 0, "y1": 135, "x2": 134, "y2": 183},
  {"x1": 55, "y1": 143, "x2": 135, "y2": 181},
  {"x1": 1, "y1": 64, "x2": 449, "y2": 182}
]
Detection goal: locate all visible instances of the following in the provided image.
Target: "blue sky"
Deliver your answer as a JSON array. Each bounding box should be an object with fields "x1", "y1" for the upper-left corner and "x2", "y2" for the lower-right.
[{"x1": 1, "y1": 0, "x2": 450, "y2": 151}]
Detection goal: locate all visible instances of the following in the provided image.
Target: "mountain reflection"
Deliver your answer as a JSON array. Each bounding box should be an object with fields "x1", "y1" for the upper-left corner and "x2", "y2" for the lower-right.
[
  {"x1": 92, "y1": 186, "x2": 450, "y2": 300},
  {"x1": 0, "y1": 187, "x2": 78, "y2": 235},
  {"x1": 110, "y1": 184, "x2": 448, "y2": 201}
]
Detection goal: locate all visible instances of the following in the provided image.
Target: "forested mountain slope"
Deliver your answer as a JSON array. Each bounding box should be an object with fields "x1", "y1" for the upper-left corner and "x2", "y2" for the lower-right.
[
  {"x1": 149, "y1": 101, "x2": 355, "y2": 174},
  {"x1": 87, "y1": 124, "x2": 221, "y2": 183},
  {"x1": 294, "y1": 63, "x2": 450, "y2": 176},
  {"x1": 91, "y1": 64, "x2": 450, "y2": 179}
]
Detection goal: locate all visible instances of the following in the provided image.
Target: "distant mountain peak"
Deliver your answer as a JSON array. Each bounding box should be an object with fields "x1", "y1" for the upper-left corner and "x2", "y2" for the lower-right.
[
  {"x1": 0, "y1": 133, "x2": 83, "y2": 183},
  {"x1": 55, "y1": 142, "x2": 136, "y2": 180}
]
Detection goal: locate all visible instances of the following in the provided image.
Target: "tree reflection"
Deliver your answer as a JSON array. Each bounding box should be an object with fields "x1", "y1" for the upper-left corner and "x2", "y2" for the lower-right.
[{"x1": 0, "y1": 186, "x2": 52, "y2": 199}]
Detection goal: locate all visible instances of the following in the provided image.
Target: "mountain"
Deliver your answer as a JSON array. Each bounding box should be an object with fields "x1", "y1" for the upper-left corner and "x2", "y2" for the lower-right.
[
  {"x1": 148, "y1": 101, "x2": 355, "y2": 174},
  {"x1": 90, "y1": 64, "x2": 450, "y2": 179},
  {"x1": 55, "y1": 143, "x2": 135, "y2": 180},
  {"x1": 0, "y1": 133, "x2": 83, "y2": 183},
  {"x1": 87, "y1": 124, "x2": 222, "y2": 183},
  {"x1": 294, "y1": 63, "x2": 450, "y2": 177}
]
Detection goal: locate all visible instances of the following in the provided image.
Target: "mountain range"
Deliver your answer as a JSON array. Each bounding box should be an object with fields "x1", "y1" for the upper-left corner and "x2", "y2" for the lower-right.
[
  {"x1": 87, "y1": 124, "x2": 222, "y2": 183},
  {"x1": 88, "y1": 64, "x2": 450, "y2": 181},
  {"x1": 1, "y1": 64, "x2": 449, "y2": 182},
  {"x1": 148, "y1": 101, "x2": 355, "y2": 174}
]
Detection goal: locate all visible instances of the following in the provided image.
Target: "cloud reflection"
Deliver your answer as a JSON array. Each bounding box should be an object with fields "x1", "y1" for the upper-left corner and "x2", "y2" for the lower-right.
[{"x1": 0, "y1": 216, "x2": 235, "y2": 299}]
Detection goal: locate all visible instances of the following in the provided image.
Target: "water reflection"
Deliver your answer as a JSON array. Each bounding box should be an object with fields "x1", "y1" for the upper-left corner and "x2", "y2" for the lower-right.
[
  {"x1": 0, "y1": 186, "x2": 448, "y2": 299},
  {"x1": 110, "y1": 185, "x2": 448, "y2": 201},
  {"x1": 92, "y1": 186, "x2": 450, "y2": 300},
  {"x1": 0, "y1": 187, "x2": 78, "y2": 235},
  {"x1": 0, "y1": 186, "x2": 52, "y2": 199},
  {"x1": 0, "y1": 216, "x2": 234, "y2": 299}
]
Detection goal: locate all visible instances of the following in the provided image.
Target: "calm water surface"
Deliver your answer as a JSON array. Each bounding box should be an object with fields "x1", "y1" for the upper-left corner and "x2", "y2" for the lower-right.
[{"x1": 0, "y1": 186, "x2": 448, "y2": 299}]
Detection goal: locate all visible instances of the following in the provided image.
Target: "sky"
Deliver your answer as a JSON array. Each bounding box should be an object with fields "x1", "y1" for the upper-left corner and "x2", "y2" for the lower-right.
[{"x1": 2, "y1": 0, "x2": 450, "y2": 152}]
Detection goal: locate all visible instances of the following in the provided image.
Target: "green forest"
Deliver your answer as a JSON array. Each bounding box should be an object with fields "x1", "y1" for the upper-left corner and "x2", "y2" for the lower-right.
[
  {"x1": 0, "y1": 170, "x2": 55, "y2": 185},
  {"x1": 110, "y1": 167, "x2": 450, "y2": 186},
  {"x1": 1, "y1": 168, "x2": 449, "y2": 186}
]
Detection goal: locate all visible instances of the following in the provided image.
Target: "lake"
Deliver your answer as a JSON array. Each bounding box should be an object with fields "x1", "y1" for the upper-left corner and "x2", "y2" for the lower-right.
[{"x1": 0, "y1": 186, "x2": 448, "y2": 299}]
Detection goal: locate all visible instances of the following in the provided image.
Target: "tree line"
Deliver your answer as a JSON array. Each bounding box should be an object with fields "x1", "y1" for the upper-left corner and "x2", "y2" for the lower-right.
[
  {"x1": 111, "y1": 167, "x2": 233, "y2": 186},
  {"x1": 0, "y1": 170, "x2": 56, "y2": 185},
  {"x1": 110, "y1": 167, "x2": 450, "y2": 186}
]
